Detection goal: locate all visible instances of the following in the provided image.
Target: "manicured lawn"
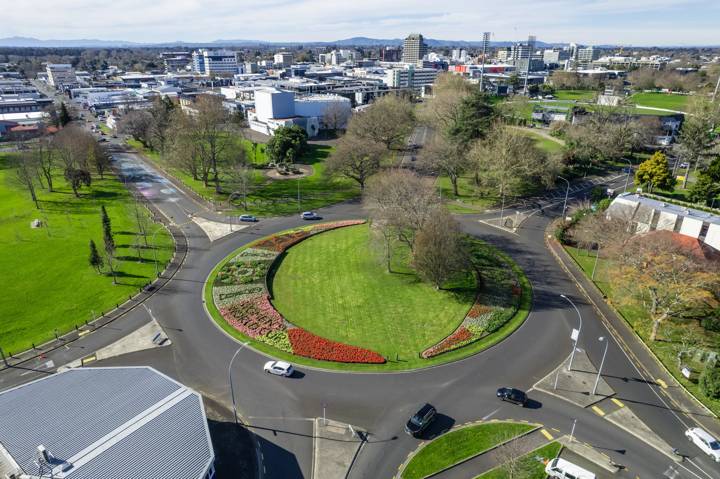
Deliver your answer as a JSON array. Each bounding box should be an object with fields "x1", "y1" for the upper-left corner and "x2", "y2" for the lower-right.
[
  {"x1": 437, "y1": 175, "x2": 497, "y2": 213},
  {"x1": 564, "y1": 245, "x2": 720, "y2": 416},
  {"x1": 474, "y1": 442, "x2": 562, "y2": 479},
  {"x1": 0, "y1": 153, "x2": 173, "y2": 354},
  {"x1": 271, "y1": 225, "x2": 474, "y2": 360},
  {"x1": 127, "y1": 139, "x2": 359, "y2": 217},
  {"x1": 519, "y1": 130, "x2": 566, "y2": 155},
  {"x1": 629, "y1": 92, "x2": 690, "y2": 112},
  {"x1": 204, "y1": 224, "x2": 532, "y2": 371},
  {"x1": 554, "y1": 90, "x2": 597, "y2": 101},
  {"x1": 401, "y1": 422, "x2": 536, "y2": 479}
]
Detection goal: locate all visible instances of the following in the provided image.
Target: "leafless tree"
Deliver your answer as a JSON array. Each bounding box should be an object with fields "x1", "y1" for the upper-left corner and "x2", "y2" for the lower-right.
[
  {"x1": 227, "y1": 163, "x2": 254, "y2": 211},
  {"x1": 418, "y1": 73, "x2": 473, "y2": 134},
  {"x1": 12, "y1": 152, "x2": 40, "y2": 208},
  {"x1": 325, "y1": 134, "x2": 384, "y2": 189},
  {"x1": 322, "y1": 101, "x2": 351, "y2": 133},
  {"x1": 34, "y1": 136, "x2": 56, "y2": 191},
  {"x1": 118, "y1": 109, "x2": 154, "y2": 147},
  {"x1": 418, "y1": 133, "x2": 470, "y2": 196},
  {"x1": 346, "y1": 94, "x2": 415, "y2": 152},
  {"x1": 413, "y1": 209, "x2": 469, "y2": 289}
]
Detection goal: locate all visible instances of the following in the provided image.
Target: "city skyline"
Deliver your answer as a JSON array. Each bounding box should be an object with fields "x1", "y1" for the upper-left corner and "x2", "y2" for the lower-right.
[{"x1": 4, "y1": 0, "x2": 720, "y2": 47}]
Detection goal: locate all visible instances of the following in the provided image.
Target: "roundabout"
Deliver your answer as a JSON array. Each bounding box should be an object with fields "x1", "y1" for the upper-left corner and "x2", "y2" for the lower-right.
[{"x1": 205, "y1": 221, "x2": 532, "y2": 371}]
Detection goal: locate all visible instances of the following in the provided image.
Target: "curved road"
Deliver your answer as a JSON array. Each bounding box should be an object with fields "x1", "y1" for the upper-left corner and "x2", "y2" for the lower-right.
[{"x1": 2, "y1": 144, "x2": 719, "y2": 479}]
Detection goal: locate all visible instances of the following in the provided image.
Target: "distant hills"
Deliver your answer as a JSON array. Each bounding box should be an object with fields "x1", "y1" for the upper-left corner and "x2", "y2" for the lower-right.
[{"x1": 0, "y1": 35, "x2": 561, "y2": 49}]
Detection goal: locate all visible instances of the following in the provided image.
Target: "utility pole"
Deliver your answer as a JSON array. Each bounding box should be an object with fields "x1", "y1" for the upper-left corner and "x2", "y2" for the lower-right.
[
  {"x1": 479, "y1": 32, "x2": 491, "y2": 92},
  {"x1": 558, "y1": 176, "x2": 570, "y2": 222},
  {"x1": 561, "y1": 294, "x2": 583, "y2": 371},
  {"x1": 593, "y1": 336, "x2": 609, "y2": 396},
  {"x1": 713, "y1": 73, "x2": 720, "y2": 103}
]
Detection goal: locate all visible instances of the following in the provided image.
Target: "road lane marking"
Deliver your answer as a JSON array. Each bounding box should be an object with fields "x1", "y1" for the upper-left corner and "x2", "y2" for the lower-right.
[
  {"x1": 81, "y1": 354, "x2": 96, "y2": 365},
  {"x1": 78, "y1": 330, "x2": 90, "y2": 337},
  {"x1": 656, "y1": 378, "x2": 668, "y2": 389},
  {"x1": 540, "y1": 429, "x2": 554, "y2": 440},
  {"x1": 611, "y1": 398, "x2": 625, "y2": 408},
  {"x1": 591, "y1": 405, "x2": 605, "y2": 416},
  {"x1": 481, "y1": 408, "x2": 500, "y2": 420}
]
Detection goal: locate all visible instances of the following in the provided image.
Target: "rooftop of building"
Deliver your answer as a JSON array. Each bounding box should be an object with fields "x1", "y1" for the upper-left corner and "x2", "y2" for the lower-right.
[
  {"x1": 613, "y1": 193, "x2": 720, "y2": 226},
  {"x1": 0, "y1": 367, "x2": 214, "y2": 479}
]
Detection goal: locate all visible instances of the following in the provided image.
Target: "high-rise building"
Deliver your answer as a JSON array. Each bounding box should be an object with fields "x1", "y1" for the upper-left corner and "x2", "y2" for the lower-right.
[
  {"x1": 160, "y1": 52, "x2": 192, "y2": 72},
  {"x1": 192, "y1": 49, "x2": 238, "y2": 76},
  {"x1": 46, "y1": 64, "x2": 76, "y2": 88},
  {"x1": 274, "y1": 52, "x2": 294, "y2": 67},
  {"x1": 542, "y1": 48, "x2": 570, "y2": 67},
  {"x1": 566, "y1": 43, "x2": 599, "y2": 70},
  {"x1": 402, "y1": 33, "x2": 428, "y2": 63},
  {"x1": 380, "y1": 47, "x2": 402, "y2": 62}
]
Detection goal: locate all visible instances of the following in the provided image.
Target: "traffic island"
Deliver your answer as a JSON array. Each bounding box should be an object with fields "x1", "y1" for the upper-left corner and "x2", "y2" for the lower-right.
[
  {"x1": 604, "y1": 407, "x2": 680, "y2": 461},
  {"x1": 534, "y1": 350, "x2": 614, "y2": 408},
  {"x1": 312, "y1": 418, "x2": 366, "y2": 479}
]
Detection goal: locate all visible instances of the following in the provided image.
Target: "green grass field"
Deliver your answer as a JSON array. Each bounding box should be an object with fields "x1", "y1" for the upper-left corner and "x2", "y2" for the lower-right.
[
  {"x1": 271, "y1": 225, "x2": 475, "y2": 359},
  {"x1": 474, "y1": 442, "x2": 562, "y2": 479},
  {"x1": 519, "y1": 130, "x2": 566, "y2": 155},
  {"x1": 564, "y1": 245, "x2": 720, "y2": 416},
  {"x1": 553, "y1": 90, "x2": 597, "y2": 101},
  {"x1": 401, "y1": 422, "x2": 536, "y2": 479},
  {"x1": 629, "y1": 92, "x2": 690, "y2": 112},
  {"x1": 205, "y1": 224, "x2": 532, "y2": 371},
  {"x1": 0, "y1": 153, "x2": 173, "y2": 354},
  {"x1": 128, "y1": 139, "x2": 359, "y2": 217}
]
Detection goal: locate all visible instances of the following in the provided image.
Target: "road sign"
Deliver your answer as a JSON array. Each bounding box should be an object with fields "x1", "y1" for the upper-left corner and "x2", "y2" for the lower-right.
[{"x1": 570, "y1": 328, "x2": 579, "y2": 342}]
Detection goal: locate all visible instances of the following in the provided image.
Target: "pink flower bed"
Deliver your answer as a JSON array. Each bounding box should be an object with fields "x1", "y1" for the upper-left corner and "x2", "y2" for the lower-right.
[{"x1": 220, "y1": 294, "x2": 286, "y2": 338}]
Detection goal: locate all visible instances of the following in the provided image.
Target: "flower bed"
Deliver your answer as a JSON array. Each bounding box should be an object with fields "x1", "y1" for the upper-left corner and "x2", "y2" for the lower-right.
[
  {"x1": 288, "y1": 328, "x2": 386, "y2": 363},
  {"x1": 213, "y1": 220, "x2": 385, "y2": 364}
]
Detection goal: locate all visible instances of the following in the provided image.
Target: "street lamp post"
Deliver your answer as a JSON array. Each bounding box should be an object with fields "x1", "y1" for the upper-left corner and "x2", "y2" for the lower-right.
[
  {"x1": 228, "y1": 343, "x2": 248, "y2": 427},
  {"x1": 558, "y1": 176, "x2": 570, "y2": 222},
  {"x1": 592, "y1": 336, "x2": 609, "y2": 396},
  {"x1": 150, "y1": 227, "x2": 164, "y2": 276},
  {"x1": 561, "y1": 294, "x2": 583, "y2": 371},
  {"x1": 622, "y1": 158, "x2": 632, "y2": 193},
  {"x1": 591, "y1": 243, "x2": 601, "y2": 280}
]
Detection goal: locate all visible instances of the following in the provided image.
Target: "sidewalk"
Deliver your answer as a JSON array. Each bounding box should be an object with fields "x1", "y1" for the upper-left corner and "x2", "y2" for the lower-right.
[
  {"x1": 312, "y1": 418, "x2": 365, "y2": 479},
  {"x1": 545, "y1": 231, "x2": 720, "y2": 437}
]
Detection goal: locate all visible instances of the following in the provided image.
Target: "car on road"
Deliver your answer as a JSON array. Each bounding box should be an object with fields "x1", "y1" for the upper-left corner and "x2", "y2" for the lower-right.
[
  {"x1": 301, "y1": 211, "x2": 322, "y2": 220},
  {"x1": 679, "y1": 162, "x2": 690, "y2": 169},
  {"x1": 405, "y1": 403, "x2": 436, "y2": 437},
  {"x1": 263, "y1": 360, "x2": 294, "y2": 377},
  {"x1": 685, "y1": 427, "x2": 720, "y2": 462},
  {"x1": 239, "y1": 214, "x2": 258, "y2": 222},
  {"x1": 98, "y1": 138, "x2": 108, "y2": 142},
  {"x1": 496, "y1": 387, "x2": 527, "y2": 406},
  {"x1": 545, "y1": 458, "x2": 596, "y2": 479}
]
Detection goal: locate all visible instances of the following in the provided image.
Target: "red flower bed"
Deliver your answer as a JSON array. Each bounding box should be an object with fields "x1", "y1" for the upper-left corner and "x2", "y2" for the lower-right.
[
  {"x1": 467, "y1": 303, "x2": 492, "y2": 319},
  {"x1": 422, "y1": 327, "x2": 473, "y2": 358},
  {"x1": 253, "y1": 230, "x2": 310, "y2": 252},
  {"x1": 288, "y1": 328, "x2": 385, "y2": 364},
  {"x1": 310, "y1": 220, "x2": 365, "y2": 234}
]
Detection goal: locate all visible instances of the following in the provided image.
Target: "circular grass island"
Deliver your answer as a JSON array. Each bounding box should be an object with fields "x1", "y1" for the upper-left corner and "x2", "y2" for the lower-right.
[{"x1": 204, "y1": 221, "x2": 531, "y2": 371}]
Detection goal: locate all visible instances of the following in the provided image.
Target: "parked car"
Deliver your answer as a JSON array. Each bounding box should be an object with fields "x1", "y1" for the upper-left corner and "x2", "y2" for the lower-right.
[
  {"x1": 685, "y1": 427, "x2": 720, "y2": 462},
  {"x1": 679, "y1": 162, "x2": 690, "y2": 169},
  {"x1": 405, "y1": 403, "x2": 436, "y2": 437},
  {"x1": 496, "y1": 387, "x2": 527, "y2": 406},
  {"x1": 545, "y1": 458, "x2": 596, "y2": 479},
  {"x1": 239, "y1": 214, "x2": 258, "y2": 222},
  {"x1": 263, "y1": 360, "x2": 294, "y2": 377},
  {"x1": 301, "y1": 211, "x2": 322, "y2": 220}
]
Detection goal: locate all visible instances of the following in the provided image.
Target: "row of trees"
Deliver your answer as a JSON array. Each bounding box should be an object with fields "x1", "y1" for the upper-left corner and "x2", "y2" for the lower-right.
[{"x1": 13, "y1": 126, "x2": 110, "y2": 207}]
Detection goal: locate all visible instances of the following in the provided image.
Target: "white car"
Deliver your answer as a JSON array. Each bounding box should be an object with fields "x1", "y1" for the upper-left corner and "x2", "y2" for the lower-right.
[
  {"x1": 686, "y1": 427, "x2": 720, "y2": 462},
  {"x1": 545, "y1": 458, "x2": 596, "y2": 479},
  {"x1": 263, "y1": 360, "x2": 294, "y2": 377}
]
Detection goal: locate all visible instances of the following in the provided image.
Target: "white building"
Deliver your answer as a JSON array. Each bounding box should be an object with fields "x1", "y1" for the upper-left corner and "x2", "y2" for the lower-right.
[
  {"x1": 274, "y1": 52, "x2": 294, "y2": 68},
  {"x1": 385, "y1": 65, "x2": 438, "y2": 90},
  {"x1": 46, "y1": 64, "x2": 76, "y2": 88},
  {"x1": 192, "y1": 49, "x2": 238, "y2": 76}
]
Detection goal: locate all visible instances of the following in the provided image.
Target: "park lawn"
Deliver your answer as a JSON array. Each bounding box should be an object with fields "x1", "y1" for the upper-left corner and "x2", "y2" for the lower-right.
[
  {"x1": 629, "y1": 92, "x2": 690, "y2": 112},
  {"x1": 401, "y1": 422, "x2": 536, "y2": 479},
  {"x1": 205, "y1": 224, "x2": 532, "y2": 371},
  {"x1": 127, "y1": 139, "x2": 358, "y2": 217},
  {"x1": 519, "y1": 130, "x2": 566, "y2": 156},
  {"x1": 271, "y1": 224, "x2": 476, "y2": 360},
  {"x1": 0, "y1": 153, "x2": 173, "y2": 355},
  {"x1": 564, "y1": 245, "x2": 720, "y2": 416},
  {"x1": 474, "y1": 442, "x2": 562, "y2": 479},
  {"x1": 437, "y1": 175, "x2": 497, "y2": 213},
  {"x1": 98, "y1": 123, "x2": 112, "y2": 134},
  {"x1": 554, "y1": 90, "x2": 597, "y2": 101}
]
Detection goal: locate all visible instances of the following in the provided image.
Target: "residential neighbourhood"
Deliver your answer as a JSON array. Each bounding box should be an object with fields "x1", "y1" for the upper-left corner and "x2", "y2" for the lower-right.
[{"x1": 1, "y1": 2, "x2": 720, "y2": 478}]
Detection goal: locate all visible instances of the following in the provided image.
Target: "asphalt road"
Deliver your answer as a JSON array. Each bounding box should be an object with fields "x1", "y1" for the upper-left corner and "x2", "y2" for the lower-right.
[{"x1": 2, "y1": 120, "x2": 719, "y2": 479}]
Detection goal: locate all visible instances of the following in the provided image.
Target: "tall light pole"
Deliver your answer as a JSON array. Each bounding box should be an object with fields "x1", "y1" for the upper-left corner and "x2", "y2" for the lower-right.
[
  {"x1": 592, "y1": 336, "x2": 609, "y2": 396},
  {"x1": 622, "y1": 158, "x2": 632, "y2": 193},
  {"x1": 561, "y1": 294, "x2": 582, "y2": 371},
  {"x1": 558, "y1": 176, "x2": 570, "y2": 222},
  {"x1": 479, "y1": 32, "x2": 491, "y2": 92},
  {"x1": 150, "y1": 227, "x2": 164, "y2": 276},
  {"x1": 713, "y1": 73, "x2": 720, "y2": 103},
  {"x1": 228, "y1": 343, "x2": 249, "y2": 427}
]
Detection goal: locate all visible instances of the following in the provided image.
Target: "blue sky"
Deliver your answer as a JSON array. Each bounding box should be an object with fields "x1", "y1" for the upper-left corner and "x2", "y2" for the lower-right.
[{"x1": 4, "y1": 0, "x2": 720, "y2": 45}]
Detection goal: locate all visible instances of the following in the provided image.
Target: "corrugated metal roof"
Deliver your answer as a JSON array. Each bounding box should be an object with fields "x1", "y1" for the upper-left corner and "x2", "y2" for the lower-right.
[{"x1": 0, "y1": 367, "x2": 214, "y2": 479}]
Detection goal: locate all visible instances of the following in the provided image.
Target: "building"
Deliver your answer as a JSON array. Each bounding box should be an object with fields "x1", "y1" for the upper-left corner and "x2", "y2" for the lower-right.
[
  {"x1": 606, "y1": 193, "x2": 720, "y2": 252},
  {"x1": 274, "y1": 52, "x2": 294, "y2": 68},
  {"x1": 0, "y1": 367, "x2": 215, "y2": 479},
  {"x1": 498, "y1": 42, "x2": 544, "y2": 72},
  {"x1": 192, "y1": 49, "x2": 238, "y2": 76},
  {"x1": 566, "y1": 44, "x2": 599, "y2": 70},
  {"x1": 402, "y1": 34, "x2": 428, "y2": 63},
  {"x1": 380, "y1": 47, "x2": 402, "y2": 62},
  {"x1": 46, "y1": 64, "x2": 76, "y2": 88},
  {"x1": 543, "y1": 48, "x2": 570, "y2": 67},
  {"x1": 160, "y1": 52, "x2": 192, "y2": 72},
  {"x1": 385, "y1": 65, "x2": 438, "y2": 90}
]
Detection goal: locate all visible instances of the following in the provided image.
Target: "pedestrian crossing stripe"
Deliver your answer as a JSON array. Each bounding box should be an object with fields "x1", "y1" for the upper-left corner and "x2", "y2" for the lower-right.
[
  {"x1": 591, "y1": 405, "x2": 605, "y2": 416},
  {"x1": 611, "y1": 398, "x2": 625, "y2": 408},
  {"x1": 540, "y1": 429, "x2": 554, "y2": 440}
]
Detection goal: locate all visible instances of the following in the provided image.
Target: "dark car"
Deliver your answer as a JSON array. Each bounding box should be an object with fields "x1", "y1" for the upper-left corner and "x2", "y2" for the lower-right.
[
  {"x1": 496, "y1": 387, "x2": 527, "y2": 406},
  {"x1": 405, "y1": 403, "x2": 436, "y2": 437}
]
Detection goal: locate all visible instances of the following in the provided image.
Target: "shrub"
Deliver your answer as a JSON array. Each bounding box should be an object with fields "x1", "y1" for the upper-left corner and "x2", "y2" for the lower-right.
[
  {"x1": 700, "y1": 316, "x2": 720, "y2": 333},
  {"x1": 288, "y1": 328, "x2": 385, "y2": 363},
  {"x1": 700, "y1": 363, "x2": 720, "y2": 399}
]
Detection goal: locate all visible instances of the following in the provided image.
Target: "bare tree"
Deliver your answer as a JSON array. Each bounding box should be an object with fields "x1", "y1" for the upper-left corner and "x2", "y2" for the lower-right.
[
  {"x1": 325, "y1": 134, "x2": 384, "y2": 189},
  {"x1": 490, "y1": 432, "x2": 540, "y2": 479},
  {"x1": 418, "y1": 133, "x2": 470, "y2": 196},
  {"x1": 418, "y1": 73, "x2": 474, "y2": 135},
  {"x1": 12, "y1": 152, "x2": 40, "y2": 208},
  {"x1": 34, "y1": 136, "x2": 56, "y2": 192},
  {"x1": 118, "y1": 109, "x2": 154, "y2": 147},
  {"x1": 322, "y1": 101, "x2": 351, "y2": 133},
  {"x1": 227, "y1": 163, "x2": 254, "y2": 211},
  {"x1": 346, "y1": 94, "x2": 415, "y2": 152},
  {"x1": 413, "y1": 209, "x2": 469, "y2": 289}
]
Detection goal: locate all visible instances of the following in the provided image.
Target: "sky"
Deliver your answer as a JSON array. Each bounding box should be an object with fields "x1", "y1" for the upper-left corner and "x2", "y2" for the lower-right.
[{"x1": 3, "y1": 0, "x2": 720, "y2": 46}]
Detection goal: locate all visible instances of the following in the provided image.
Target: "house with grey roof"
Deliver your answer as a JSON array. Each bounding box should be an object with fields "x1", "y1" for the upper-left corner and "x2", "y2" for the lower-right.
[
  {"x1": 0, "y1": 367, "x2": 215, "y2": 479},
  {"x1": 606, "y1": 193, "x2": 720, "y2": 251}
]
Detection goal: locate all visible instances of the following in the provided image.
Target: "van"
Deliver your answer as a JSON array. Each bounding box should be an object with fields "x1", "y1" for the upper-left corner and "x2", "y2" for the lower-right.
[{"x1": 545, "y1": 458, "x2": 596, "y2": 479}]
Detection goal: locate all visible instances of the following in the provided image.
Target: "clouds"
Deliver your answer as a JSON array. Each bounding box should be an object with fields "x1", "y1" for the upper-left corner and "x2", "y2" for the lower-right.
[{"x1": 3, "y1": 0, "x2": 719, "y2": 45}]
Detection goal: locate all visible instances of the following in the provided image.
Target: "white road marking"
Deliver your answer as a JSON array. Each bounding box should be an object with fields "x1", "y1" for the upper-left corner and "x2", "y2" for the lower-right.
[{"x1": 481, "y1": 408, "x2": 501, "y2": 420}]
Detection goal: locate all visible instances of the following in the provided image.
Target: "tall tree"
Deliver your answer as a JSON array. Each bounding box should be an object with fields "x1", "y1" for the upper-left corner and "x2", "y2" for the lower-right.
[
  {"x1": 413, "y1": 209, "x2": 469, "y2": 289},
  {"x1": 419, "y1": 73, "x2": 474, "y2": 137},
  {"x1": 325, "y1": 134, "x2": 384, "y2": 189},
  {"x1": 147, "y1": 96, "x2": 175, "y2": 155},
  {"x1": 118, "y1": 110, "x2": 154, "y2": 147},
  {"x1": 227, "y1": 163, "x2": 254, "y2": 211},
  {"x1": 677, "y1": 96, "x2": 720, "y2": 188},
  {"x1": 447, "y1": 89, "x2": 496, "y2": 146},
  {"x1": 689, "y1": 156, "x2": 720, "y2": 205},
  {"x1": 12, "y1": 152, "x2": 40, "y2": 209},
  {"x1": 35, "y1": 136, "x2": 56, "y2": 191},
  {"x1": 346, "y1": 94, "x2": 415, "y2": 152},
  {"x1": 266, "y1": 125, "x2": 308, "y2": 165},
  {"x1": 418, "y1": 133, "x2": 470, "y2": 196},
  {"x1": 88, "y1": 239, "x2": 103, "y2": 274},
  {"x1": 58, "y1": 102, "x2": 71, "y2": 126},
  {"x1": 635, "y1": 151, "x2": 674, "y2": 193},
  {"x1": 101, "y1": 205, "x2": 117, "y2": 284}
]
